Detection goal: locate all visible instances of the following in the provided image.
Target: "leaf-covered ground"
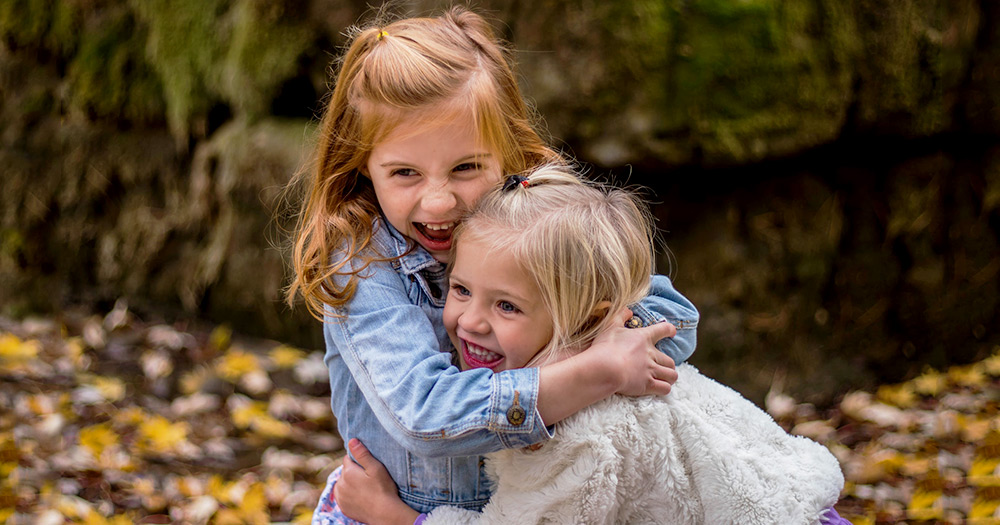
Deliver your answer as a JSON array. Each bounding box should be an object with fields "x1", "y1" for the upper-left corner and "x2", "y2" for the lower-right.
[{"x1": 1, "y1": 303, "x2": 998, "y2": 524}]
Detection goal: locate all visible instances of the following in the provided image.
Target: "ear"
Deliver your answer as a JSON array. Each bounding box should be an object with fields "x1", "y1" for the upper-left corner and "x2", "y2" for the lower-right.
[{"x1": 589, "y1": 300, "x2": 612, "y2": 319}]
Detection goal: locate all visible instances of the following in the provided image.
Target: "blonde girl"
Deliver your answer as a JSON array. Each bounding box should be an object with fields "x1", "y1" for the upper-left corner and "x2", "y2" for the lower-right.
[
  {"x1": 336, "y1": 166, "x2": 848, "y2": 525},
  {"x1": 287, "y1": 7, "x2": 699, "y2": 523}
]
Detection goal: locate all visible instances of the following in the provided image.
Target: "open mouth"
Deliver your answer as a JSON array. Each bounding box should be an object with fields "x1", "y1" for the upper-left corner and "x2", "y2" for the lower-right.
[
  {"x1": 413, "y1": 222, "x2": 456, "y2": 252},
  {"x1": 461, "y1": 339, "x2": 504, "y2": 371}
]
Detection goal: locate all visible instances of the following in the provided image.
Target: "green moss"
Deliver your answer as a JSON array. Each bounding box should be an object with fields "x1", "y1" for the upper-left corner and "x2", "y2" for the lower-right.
[
  {"x1": 0, "y1": 228, "x2": 25, "y2": 258},
  {"x1": 0, "y1": 0, "x2": 83, "y2": 59},
  {"x1": 67, "y1": 6, "x2": 165, "y2": 123},
  {"x1": 659, "y1": 0, "x2": 857, "y2": 161},
  {"x1": 0, "y1": 0, "x2": 54, "y2": 49},
  {"x1": 129, "y1": 0, "x2": 229, "y2": 139},
  {"x1": 128, "y1": 0, "x2": 315, "y2": 138},
  {"x1": 219, "y1": 0, "x2": 315, "y2": 120}
]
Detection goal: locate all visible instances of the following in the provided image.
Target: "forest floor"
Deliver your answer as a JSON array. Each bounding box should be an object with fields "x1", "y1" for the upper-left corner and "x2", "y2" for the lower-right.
[{"x1": 1, "y1": 302, "x2": 999, "y2": 524}]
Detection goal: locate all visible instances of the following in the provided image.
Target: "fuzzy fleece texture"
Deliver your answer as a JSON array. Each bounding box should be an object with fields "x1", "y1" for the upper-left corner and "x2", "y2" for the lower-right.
[{"x1": 424, "y1": 364, "x2": 843, "y2": 525}]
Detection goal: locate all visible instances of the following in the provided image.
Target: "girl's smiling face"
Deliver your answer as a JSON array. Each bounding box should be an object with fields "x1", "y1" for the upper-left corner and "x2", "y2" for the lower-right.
[
  {"x1": 443, "y1": 236, "x2": 554, "y2": 372},
  {"x1": 366, "y1": 109, "x2": 502, "y2": 263}
]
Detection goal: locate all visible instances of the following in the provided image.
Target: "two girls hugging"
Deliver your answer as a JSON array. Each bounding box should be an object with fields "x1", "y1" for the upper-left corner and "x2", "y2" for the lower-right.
[{"x1": 288, "y1": 7, "x2": 849, "y2": 525}]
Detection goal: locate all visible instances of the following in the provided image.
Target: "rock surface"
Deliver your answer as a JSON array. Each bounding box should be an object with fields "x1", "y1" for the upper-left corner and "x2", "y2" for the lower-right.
[{"x1": 1, "y1": 0, "x2": 998, "y2": 398}]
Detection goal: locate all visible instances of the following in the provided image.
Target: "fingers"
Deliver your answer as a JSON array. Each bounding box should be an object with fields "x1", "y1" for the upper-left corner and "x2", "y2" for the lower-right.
[
  {"x1": 657, "y1": 360, "x2": 678, "y2": 385},
  {"x1": 347, "y1": 438, "x2": 377, "y2": 471},
  {"x1": 652, "y1": 350, "x2": 678, "y2": 395},
  {"x1": 613, "y1": 307, "x2": 634, "y2": 325},
  {"x1": 645, "y1": 320, "x2": 677, "y2": 340}
]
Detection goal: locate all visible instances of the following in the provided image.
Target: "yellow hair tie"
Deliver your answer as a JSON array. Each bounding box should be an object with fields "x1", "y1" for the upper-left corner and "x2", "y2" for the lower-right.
[{"x1": 377, "y1": 30, "x2": 389, "y2": 40}]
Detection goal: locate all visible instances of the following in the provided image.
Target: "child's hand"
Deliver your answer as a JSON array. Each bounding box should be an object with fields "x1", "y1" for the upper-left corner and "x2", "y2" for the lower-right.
[
  {"x1": 335, "y1": 439, "x2": 421, "y2": 525},
  {"x1": 596, "y1": 308, "x2": 678, "y2": 397}
]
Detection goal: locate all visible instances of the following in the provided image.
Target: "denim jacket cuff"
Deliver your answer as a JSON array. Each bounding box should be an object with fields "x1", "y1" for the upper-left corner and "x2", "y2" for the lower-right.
[
  {"x1": 629, "y1": 302, "x2": 698, "y2": 332},
  {"x1": 490, "y1": 367, "x2": 552, "y2": 447}
]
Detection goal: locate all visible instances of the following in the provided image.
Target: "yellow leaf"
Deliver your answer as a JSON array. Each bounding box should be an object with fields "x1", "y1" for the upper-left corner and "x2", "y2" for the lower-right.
[
  {"x1": 216, "y1": 348, "x2": 261, "y2": 382},
  {"x1": 231, "y1": 401, "x2": 291, "y2": 438},
  {"x1": 963, "y1": 416, "x2": 995, "y2": 443},
  {"x1": 948, "y1": 363, "x2": 986, "y2": 387},
  {"x1": 270, "y1": 345, "x2": 306, "y2": 369},
  {"x1": 970, "y1": 498, "x2": 1000, "y2": 519},
  {"x1": 64, "y1": 337, "x2": 87, "y2": 366},
  {"x1": 210, "y1": 325, "x2": 232, "y2": 351},
  {"x1": 983, "y1": 353, "x2": 1000, "y2": 377},
  {"x1": 208, "y1": 475, "x2": 233, "y2": 504},
  {"x1": 911, "y1": 368, "x2": 946, "y2": 397},
  {"x1": 180, "y1": 367, "x2": 210, "y2": 395},
  {"x1": 136, "y1": 415, "x2": 189, "y2": 454},
  {"x1": 83, "y1": 507, "x2": 111, "y2": 525},
  {"x1": 900, "y1": 455, "x2": 933, "y2": 477},
  {"x1": 0, "y1": 333, "x2": 39, "y2": 362},
  {"x1": 843, "y1": 515, "x2": 875, "y2": 525},
  {"x1": 113, "y1": 406, "x2": 148, "y2": 426},
  {"x1": 213, "y1": 508, "x2": 244, "y2": 525},
  {"x1": 232, "y1": 401, "x2": 268, "y2": 429},
  {"x1": 909, "y1": 488, "x2": 941, "y2": 509},
  {"x1": 251, "y1": 415, "x2": 292, "y2": 439},
  {"x1": 242, "y1": 482, "x2": 267, "y2": 515},
  {"x1": 79, "y1": 423, "x2": 118, "y2": 459},
  {"x1": 877, "y1": 383, "x2": 918, "y2": 408},
  {"x1": 907, "y1": 487, "x2": 944, "y2": 521},
  {"x1": 293, "y1": 507, "x2": 315, "y2": 524},
  {"x1": 131, "y1": 477, "x2": 156, "y2": 497},
  {"x1": 970, "y1": 457, "x2": 1000, "y2": 479},
  {"x1": 91, "y1": 376, "x2": 126, "y2": 403}
]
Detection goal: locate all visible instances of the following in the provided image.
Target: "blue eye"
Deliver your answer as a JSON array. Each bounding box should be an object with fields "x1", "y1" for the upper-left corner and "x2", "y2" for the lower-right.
[
  {"x1": 498, "y1": 301, "x2": 520, "y2": 313},
  {"x1": 453, "y1": 162, "x2": 481, "y2": 173},
  {"x1": 451, "y1": 284, "x2": 471, "y2": 297}
]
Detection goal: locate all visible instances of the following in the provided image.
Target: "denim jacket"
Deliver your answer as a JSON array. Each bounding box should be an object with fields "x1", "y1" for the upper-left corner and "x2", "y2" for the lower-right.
[{"x1": 323, "y1": 218, "x2": 699, "y2": 513}]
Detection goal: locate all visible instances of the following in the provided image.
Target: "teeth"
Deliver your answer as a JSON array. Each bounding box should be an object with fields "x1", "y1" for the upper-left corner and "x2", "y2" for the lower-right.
[
  {"x1": 465, "y1": 341, "x2": 501, "y2": 362},
  {"x1": 423, "y1": 222, "x2": 455, "y2": 231}
]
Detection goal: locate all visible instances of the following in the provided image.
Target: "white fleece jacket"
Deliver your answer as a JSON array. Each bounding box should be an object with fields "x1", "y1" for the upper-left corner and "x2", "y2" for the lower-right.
[{"x1": 425, "y1": 364, "x2": 843, "y2": 525}]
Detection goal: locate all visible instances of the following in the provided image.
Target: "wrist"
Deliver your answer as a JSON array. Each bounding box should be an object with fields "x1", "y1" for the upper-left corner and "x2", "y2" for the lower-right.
[
  {"x1": 569, "y1": 347, "x2": 622, "y2": 395},
  {"x1": 385, "y1": 506, "x2": 420, "y2": 525}
]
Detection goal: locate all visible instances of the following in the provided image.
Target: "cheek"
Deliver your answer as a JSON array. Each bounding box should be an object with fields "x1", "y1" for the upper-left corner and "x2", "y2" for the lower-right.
[
  {"x1": 462, "y1": 169, "x2": 503, "y2": 202},
  {"x1": 442, "y1": 302, "x2": 459, "y2": 333}
]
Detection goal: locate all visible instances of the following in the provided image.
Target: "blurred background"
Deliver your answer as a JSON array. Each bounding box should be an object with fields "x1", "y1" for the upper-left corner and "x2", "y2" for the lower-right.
[{"x1": 2, "y1": 0, "x2": 998, "y2": 403}]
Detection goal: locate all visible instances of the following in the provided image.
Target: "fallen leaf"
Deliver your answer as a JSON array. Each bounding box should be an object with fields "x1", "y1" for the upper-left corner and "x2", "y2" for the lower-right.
[
  {"x1": 79, "y1": 423, "x2": 118, "y2": 460},
  {"x1": 270, "y1": 345, "x2": 306, "y2": 369},
  {"x1": 136, "y1": 416, "x2": 190, "y2": 455},
  {"x1": 216, "y1": 348, "x2": 261, "y2": 383},
  {"x1": 0, "y1": 333, "x2": 40, "y2": 363}
]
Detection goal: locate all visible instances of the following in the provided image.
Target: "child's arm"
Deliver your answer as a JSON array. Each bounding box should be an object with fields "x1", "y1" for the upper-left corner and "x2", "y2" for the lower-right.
[
  {"x1": 631, "y1": 274, "x2": 700, "y2": 364},
  {"x1": 335, "y1": 440, "x2": 421, "y2": 525},
  {"x1": 328, "y1": 257, "x2": 674, "y2": 457}
]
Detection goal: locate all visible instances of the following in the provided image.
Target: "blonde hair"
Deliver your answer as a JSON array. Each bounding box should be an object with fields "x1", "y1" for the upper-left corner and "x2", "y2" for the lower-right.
[
  {"x1": 455, "y1": 165, "x2": 654, "y2": 365},
  {"x1": 287, "y1": 7, "x2": 562, "y2": 319}
]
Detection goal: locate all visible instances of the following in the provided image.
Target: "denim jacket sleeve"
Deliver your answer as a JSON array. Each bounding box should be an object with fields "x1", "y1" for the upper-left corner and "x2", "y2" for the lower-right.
[
  {"x1": 326, "y1": 255, "x2": 552, "y2": 458},
  {"x1": 628, "y1": 274, "x2": 699, "y2": 364}
]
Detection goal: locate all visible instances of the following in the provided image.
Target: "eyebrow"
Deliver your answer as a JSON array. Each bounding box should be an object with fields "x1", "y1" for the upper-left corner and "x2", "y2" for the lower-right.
[
  {"x1": 449, "y1": 273, "x2": 533, "y2": 306},
  {"x1": 379, "y1": 153, "x2": 493, "y2": 168}
]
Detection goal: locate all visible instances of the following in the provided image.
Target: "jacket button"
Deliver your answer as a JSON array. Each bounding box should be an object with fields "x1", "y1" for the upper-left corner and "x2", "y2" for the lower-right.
[
  {"x1": 506, "y1": 391, "x2": 526, "y2": 426},
  {"x1": 506, "y1": 405, "x2": 526, "y2": 426},
  {"x1": 625, "y1": 315, "x2": 643, "y2": 328}
]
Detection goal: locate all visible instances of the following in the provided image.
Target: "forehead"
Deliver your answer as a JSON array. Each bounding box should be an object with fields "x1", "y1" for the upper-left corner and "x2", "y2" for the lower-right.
[
  {"x1": 453, "y1": 236, "x2": 539, "y2": 298},
  {"x1": 368, "y1": 102, "x2": 499, "y2": 156}
]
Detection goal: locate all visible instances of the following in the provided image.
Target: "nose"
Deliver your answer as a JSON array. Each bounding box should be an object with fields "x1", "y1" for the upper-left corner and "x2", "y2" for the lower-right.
[
  {"x1": 421, "y1": 182, "x2": 458, "y2": 215},
  {"x1": 458, "y1": 302, "x2": 490, "y2": 335}
]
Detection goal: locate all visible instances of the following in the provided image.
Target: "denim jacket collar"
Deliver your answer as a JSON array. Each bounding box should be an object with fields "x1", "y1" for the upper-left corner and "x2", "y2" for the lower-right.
[{"x1": 377, "y1": 215, "x2": 445, "y2": 276}]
